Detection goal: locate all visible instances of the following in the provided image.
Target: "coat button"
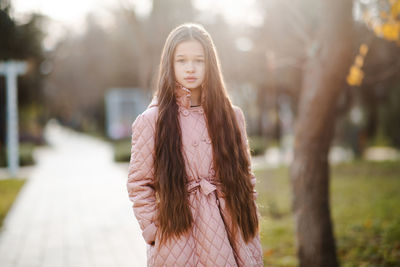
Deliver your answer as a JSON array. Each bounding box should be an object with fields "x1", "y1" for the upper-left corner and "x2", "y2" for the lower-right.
[
  {"x1": 209, "y1": 168, "x2": 215, "y2": 176},
  {"x1": 192, "y1": 140, "x2": 199, "y2": 147},
  {"x1": 206, "y1": 138, "x2": 212, "y2": 144},
  {"x1": 201, "y1": 137, "x2": 206, "y2": 142},
  {"x1": 198, "y1": 109, "x2": 204, "y2": 114},
  {"x1": 182, "y1": 110, "x2": 189, "y2": 116}
]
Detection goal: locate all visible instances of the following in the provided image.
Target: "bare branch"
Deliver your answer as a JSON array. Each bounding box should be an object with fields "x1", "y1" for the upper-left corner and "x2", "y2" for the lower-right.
[
  {"x1": 278, "y1": 0, "x2": 314, "y2": 45},
  {"x1": 364, "y1": 61, "x2": 400, "y2": 84}
]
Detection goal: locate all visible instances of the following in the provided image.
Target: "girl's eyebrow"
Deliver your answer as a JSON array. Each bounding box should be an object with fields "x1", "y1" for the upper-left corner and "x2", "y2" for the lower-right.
[{"x1": 175, "y1": 54, "x2": 204, "y2": 58}]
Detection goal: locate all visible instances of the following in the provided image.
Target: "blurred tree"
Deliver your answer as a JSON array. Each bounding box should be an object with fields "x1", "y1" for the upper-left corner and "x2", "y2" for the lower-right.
[
  {"x1": 245, "y1": 0, "x2": 317, "y2": 139},
  {"x1": 116, "y1": 0, "x2": 196, "y2": 90},
  {"x1": 44, "y1": 14, "x2": 115, "y2": 132},
  {"x1": 44, "y1": 0, "x2": 197, "y2": 134},
  {"x1": 0, "y1": 4, "x2": 47, "y2": 165},
  {"x1": 380, "y1": 81, "x2": 400, "y2": 147},
  {"x1": 364, "y1": 0, "x2": 400, "y2": 43},
  {"x1": 290, "y1": 0, "x2": 354, "y2": 266},
  {"x1": 359, "y1": 37, "x2": 400, "y2": 147},
  {"x1": 342, "y1": 0, "x2": 400, "y2": 152},
  {"x1": 40, "y1": 0, "x2": 399, "y2": 151},
  {"x1": 347, "y1": 0, "x2": 400, "y2": 87}
]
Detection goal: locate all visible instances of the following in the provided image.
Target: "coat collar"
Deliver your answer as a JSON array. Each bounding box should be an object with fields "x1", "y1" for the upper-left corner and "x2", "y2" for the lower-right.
[
  {"x1": 174, "y1": 81, "x2": 205, "y2": 110},
  {"x1": 147, "y1": 82, "x2": 205, "y2": 111}
]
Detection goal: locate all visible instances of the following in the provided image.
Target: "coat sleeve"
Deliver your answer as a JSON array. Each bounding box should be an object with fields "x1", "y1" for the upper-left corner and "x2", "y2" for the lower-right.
[
  {"x1": 234, "y1": 107, "x2": 258, "y2": 201},
  {"x1": 127, "y1": 113, "x2": 158, "y2": 245}
]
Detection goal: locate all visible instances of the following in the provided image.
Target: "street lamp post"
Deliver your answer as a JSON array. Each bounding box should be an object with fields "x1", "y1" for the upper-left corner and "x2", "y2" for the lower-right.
[{"x1": 0, "y1": 60, "x2": 27, "y2": 177}]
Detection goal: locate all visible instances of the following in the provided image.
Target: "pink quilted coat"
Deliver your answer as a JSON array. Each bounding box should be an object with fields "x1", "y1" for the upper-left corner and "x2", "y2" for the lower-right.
[{"x1": 126, "y1": 85, "x2": 263, "y2": 266}]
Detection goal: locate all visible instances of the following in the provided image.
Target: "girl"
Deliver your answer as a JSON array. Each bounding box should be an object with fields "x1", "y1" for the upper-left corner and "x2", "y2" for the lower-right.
[{"x1": 127, "y1": 23, "x2": 263, "y2": 267}]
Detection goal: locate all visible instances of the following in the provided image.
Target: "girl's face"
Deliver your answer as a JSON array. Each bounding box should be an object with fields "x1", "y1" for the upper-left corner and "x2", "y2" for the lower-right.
[{"x1": 173, "y1": 40, "x2": 205, "y2": 90}]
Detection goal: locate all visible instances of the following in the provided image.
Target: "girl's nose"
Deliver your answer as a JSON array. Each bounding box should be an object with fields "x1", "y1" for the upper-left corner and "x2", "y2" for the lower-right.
[{"x1": 186, "y1": 61, "x2": 195, "y2": 72}]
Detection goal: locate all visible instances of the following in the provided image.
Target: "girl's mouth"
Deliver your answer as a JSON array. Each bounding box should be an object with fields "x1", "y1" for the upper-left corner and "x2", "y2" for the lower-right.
[{"x1": 185, "y1": 78, "x2": 197, "y2": 82}]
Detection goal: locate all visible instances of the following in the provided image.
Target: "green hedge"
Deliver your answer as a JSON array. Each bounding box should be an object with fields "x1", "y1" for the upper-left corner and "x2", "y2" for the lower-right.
[
  {"x1": 0, "y1": 143, "x2": 35, "y2": 167},
  {"x1": 113, "y1": 138, "x2": 131, "y2": 162},
  {"x1": 248, "y1": 136, "x2": 272, "y2": 156}
]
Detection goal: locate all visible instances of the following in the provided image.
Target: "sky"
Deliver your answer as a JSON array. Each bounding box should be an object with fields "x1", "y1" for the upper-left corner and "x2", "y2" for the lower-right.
[
  {"x1": 10, "y1": 0, "x2": 263, "y2": 50},
  {"x1": 12, "y1": 0, "x2": 128, "y2": 26},
  {"x1": 12, "y1": 0, "x2": 262, "y2": 26}
]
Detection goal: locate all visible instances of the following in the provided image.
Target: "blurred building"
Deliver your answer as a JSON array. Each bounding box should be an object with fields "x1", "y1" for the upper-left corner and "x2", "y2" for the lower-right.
[{"x1": 105, "y1": 88, "x2": 150, "y2": 140}]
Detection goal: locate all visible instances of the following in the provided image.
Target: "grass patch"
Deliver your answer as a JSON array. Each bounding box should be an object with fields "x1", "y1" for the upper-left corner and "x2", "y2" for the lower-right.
[
  {"x1": 0, "y1": 178, "x2": 27, "y2": 228},
  {"x1": 255, "y1": 160, "x2": 400, "y2": 266}
]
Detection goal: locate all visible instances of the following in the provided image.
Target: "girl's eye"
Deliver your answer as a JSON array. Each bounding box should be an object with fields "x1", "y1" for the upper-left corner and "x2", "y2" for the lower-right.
[
  {"x1": 177, "y1": 59, "x2": 185, "y2": 63},
  {"x1": 196, "y1": 59, "x2": 204, "y2": 63}
]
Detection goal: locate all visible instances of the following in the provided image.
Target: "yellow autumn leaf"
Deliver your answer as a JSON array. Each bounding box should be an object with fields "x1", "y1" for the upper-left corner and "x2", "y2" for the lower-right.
[
  {"x1": 373, "y1": 25, "x2": 383, "y2": 36},
  {"x1": 263, "y1": 249, "x2": 274, "y2": 258},
  {"x1": 382, "y1": 22, "x2": 399, "y2": 40},
  {"x1": 355, "y1": 55, "x2": 364, "y2": 67},
  {"x1": 380, "y1": 11, "x2": 388, "y2": 19},
  {"x1": 390, "y1": 0, "x2": 400, "y2": 18},
  {"x1": 364, "y1": 219, "x2": 372, "y2": 228},
  {"x1": 360, "y1": 43, "x2": 368, "y2": 56},
  {"x1": 346, "y1": 75, "x2": 357, "y2": 86},
  {"x1": 346, "y1": 66, "x2": 364, "y2": 86}
]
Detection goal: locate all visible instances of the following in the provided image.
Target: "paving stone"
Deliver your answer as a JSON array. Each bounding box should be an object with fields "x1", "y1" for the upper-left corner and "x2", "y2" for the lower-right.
[{"x1": 0, "y1": 120, "x2": 146, "y2": 267}]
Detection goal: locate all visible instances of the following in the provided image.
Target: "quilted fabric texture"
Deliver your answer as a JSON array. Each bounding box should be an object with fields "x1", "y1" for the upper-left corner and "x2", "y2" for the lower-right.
[{"x1": 127, "y1": 89, "x2": 263, "y2": 266}]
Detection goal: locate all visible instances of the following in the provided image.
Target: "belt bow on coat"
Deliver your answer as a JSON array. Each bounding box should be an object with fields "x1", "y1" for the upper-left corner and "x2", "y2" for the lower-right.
[{"x1": 186, "y1": 176, "x2": 224, "y2": 198}]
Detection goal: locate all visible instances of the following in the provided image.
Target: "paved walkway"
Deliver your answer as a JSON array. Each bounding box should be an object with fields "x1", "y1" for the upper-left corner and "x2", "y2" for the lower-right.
[{"x1": 0, "y1": 119, "x2": 147, "y2": 267}]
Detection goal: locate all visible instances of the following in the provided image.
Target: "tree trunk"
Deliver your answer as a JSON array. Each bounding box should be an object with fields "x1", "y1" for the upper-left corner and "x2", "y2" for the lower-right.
[
  {"x1": 256, "y1": 84, "x2": 267, "y2": 136},
  {"x1": 290, "y1": 1, "x2": 354, "y2": 266}
]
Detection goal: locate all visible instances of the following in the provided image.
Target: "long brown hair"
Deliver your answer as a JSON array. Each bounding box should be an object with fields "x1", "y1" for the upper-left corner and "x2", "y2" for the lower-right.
[{"x1": 153, "y1": 23, "x2": 258, "y2": 245}]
